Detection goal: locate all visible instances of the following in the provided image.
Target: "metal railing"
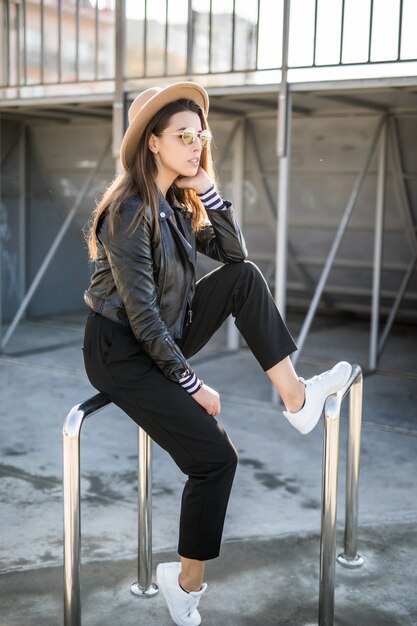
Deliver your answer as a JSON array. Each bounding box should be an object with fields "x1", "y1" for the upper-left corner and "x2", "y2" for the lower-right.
[
  {"x1": 319, "y1": 363, "x2": 364, "y2": 626},
  {"x1": 2, "y1": 0, "x2": 416, "y2": 91},
  {"x1": 63, "y1": 365, "x2": 363, "y2": 626},
  {"x1": 1, "y1": 0, "x2": 115, "y2": 89},
  {"x1": 62, "y1": 392, "x2": 157, "y2": 626}
]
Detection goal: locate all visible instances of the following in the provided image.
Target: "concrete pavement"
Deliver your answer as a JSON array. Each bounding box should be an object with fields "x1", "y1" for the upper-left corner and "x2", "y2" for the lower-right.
[{"x1": 1, "y1": 313, "x2": 416, "y2": 625}]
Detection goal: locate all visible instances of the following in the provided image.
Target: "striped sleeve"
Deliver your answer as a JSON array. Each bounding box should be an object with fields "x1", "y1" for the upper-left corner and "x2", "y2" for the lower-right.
[
  {"x1": 197, "y1": 185, "x2": 227, "y2": 211},
  {"x1": 179, "y1": 371, "x2": 203, "y2": 395}
]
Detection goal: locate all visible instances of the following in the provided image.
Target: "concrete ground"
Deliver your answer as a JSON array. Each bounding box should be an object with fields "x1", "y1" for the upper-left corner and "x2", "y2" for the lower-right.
[{"x1": 0, "y1": 312, "x2": 417, "y2": 626}]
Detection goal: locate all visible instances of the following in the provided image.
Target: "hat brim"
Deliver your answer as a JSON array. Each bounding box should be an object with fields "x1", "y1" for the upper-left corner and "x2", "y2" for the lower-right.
[{"x1": 120, "y1": 82, "x2": 209, "y2": 170}]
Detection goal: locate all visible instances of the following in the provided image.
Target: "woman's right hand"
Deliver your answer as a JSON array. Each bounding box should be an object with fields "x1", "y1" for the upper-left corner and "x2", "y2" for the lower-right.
[{"x1": 192, "y1": 383, "x2": 221, "y2": 417}]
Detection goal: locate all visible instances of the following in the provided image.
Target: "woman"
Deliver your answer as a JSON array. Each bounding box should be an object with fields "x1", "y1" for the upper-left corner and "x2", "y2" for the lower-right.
[{"x1": 83, "y1": 81, "x2": 351, "y2": 626}]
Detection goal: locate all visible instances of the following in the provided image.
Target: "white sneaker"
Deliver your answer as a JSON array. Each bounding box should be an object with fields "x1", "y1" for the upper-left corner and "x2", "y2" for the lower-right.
[
  {"x1": 157, "y1": 562, "x2": 207, "y2": 626},
  {"x1": 283, "y1": 361, "x2": 352, "y2": 435}
]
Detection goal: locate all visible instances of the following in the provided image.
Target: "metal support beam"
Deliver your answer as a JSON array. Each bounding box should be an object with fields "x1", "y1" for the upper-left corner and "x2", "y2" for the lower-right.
[
  {"x1": 227, "y1": 119, "x2": 245, "y2": 350},
  {"x1": 113, "y1": 0, "x2": 126, "y2": 175},
  {"x1": 2, "y1": 0, "x2": 10, "y2": 87},
  {"x1": 292, "y1": 116, "x2": 386, "y2": 367},
  {"x1": 0, "y1": 135, "x2": 111, "y2": 352},
  {"x1": 369, "y1": 120, "x2": 387, "y2": 371},
  {"x1": 186, "y1": 0, "x2": 194, "y2": 76},
  {"x1": 275, "y1": 0, "x2": 291, "y2": 320},
  {"x1": 272, "y1": 0, "x2": 291, "y2": 405},
  {"x1": 276, "y1": 98, "x2": 291, "y2": 319}
]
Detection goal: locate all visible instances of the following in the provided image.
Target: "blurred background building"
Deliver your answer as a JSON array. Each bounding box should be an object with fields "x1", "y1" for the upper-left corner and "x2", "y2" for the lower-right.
[{"x1": 1, "y1": 0, "x2": 416, "y2": 372}]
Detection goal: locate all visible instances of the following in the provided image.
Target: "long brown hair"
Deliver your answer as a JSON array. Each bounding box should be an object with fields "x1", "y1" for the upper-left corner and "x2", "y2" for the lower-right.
[{"x1": 87, "y1": 98, "x2": 217, "y2": 261}]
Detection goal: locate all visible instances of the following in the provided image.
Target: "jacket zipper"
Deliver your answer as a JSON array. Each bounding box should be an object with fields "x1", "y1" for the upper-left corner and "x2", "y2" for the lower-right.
[{"x1": 164, "y1": 336, "x2": 188, "y2": 369}]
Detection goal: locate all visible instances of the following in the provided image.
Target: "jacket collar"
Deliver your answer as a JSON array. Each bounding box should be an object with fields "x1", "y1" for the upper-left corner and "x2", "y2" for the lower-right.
[
  {"x1": 157, "y1": 191, "x2": 175, "y2": 220},
  {"x1": 157, "y1": 189, "x2": 196, "y2": 268}
]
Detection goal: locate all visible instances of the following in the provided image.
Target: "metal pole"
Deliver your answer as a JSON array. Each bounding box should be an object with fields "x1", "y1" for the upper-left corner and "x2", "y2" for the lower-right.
[
  {"x1": 63, "y1": 409, "x2": 83, "y2": 626},
  {"x1": 4, "y1": 0, "x2": 10, "y2": 87},
  {"x1": 186, "y1": 0, "x2": 194, "y2": 75},
  {"x1": 293, "y1": 116, "x2": 386, "y2": 367},
  {"x1": 337, "y1": 369, "x2": 364, "y2": 568},
  {"x1": 63, "y1": 393, "x2": 111, "y2": 626},
  {"x1": 272, "y1": 0, "x2": 291, "y2": 406},
  {"x1": 369, "y1": 121, "x2": 387, "y2": 371},
  {"x1": 40, "y1": 0, "x2": 45, "y2": 85},
  {"x1": 275, "y1": 0, "x2": 291, "y2": 319},
  {"x1": 319, "y1": 394, "x2": 341, "y2": 626},
  {"x1": 319, "y1": 365, "x2": 363, "y2": 625},
  {"x1": 15, "y1": 0, "x2": 21, "y2": 89},
  {"x1": 227, "y1": 119, "x2": 245, "y2": 350},
  {"x1": 276, "y1": 105, "x2": 291, "y2": 318},
  {"x1": 0, "y1": 135, "x2": 111, "y2": 352},
  {"x1": 131, "y1": 428, "x2": 158, "y2": 597},
  {"x1": 113, "y1": 0, "x2": 126, "y2": 175}
]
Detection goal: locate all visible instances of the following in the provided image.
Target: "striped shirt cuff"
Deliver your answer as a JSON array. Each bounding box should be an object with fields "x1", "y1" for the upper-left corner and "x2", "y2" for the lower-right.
[
  {"x1": 197, "y1": 185, "x2": 227, "y2": 211},
  {"x1": 179, "y1": 371, "x2": 202, "y2": 395}
]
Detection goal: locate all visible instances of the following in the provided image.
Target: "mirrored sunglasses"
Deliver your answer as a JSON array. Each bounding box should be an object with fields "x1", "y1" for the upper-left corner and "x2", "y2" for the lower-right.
[{"x1": 161, "y1": 127, "x2": 213, "y2": 148}]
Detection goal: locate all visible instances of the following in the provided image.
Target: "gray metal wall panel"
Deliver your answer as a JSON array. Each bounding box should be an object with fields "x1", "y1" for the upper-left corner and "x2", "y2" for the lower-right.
[
  {"x1": 1, "y1": 120, "x2": 23, "y2": 322},
  {"x1": 1, "y1": 113, "x2": 416, "y2": 322},
  {"x1": 26, "y1": 154, "x2": 89, "y2": 317},
  {"x1": 24, "y1": 123, "x2": 113, "y2": 318}
]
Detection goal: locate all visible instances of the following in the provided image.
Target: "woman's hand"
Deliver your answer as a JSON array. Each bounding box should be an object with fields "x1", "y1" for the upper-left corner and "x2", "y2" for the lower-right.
[
  {"x1": 174, "y1": 166, "x2": 213, "y2": 196},
  {"x1": 191, "y1": 383, "x2": 221, "y2": 417}
]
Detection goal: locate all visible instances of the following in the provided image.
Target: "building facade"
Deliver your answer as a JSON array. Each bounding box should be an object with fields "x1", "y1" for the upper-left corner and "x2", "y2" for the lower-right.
[{"x1": 1, "y1": 0, "x2": 416, "y2": 368}]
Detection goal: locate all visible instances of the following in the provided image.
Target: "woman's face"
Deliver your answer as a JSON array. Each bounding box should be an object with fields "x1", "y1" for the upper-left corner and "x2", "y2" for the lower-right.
[{"x1": 150, "y1": 110, "x2": 204, "y2": 183}]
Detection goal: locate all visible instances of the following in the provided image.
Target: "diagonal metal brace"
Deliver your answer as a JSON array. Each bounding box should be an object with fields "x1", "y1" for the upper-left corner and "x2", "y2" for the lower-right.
[{"x1": 1, "y1": 135, "x2": 111, "y2": 352}]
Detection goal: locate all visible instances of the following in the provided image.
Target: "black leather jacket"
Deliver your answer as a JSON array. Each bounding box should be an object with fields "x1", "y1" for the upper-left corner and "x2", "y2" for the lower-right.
[{"x1": 84, "y1": 190, "x2": 247, "y2": 382}]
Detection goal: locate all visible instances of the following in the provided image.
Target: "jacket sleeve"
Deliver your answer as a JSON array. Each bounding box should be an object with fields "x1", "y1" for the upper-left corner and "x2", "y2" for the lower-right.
[
  {"x1": 100, "y1": 201, "x2": 193, "y2": 382},
  {"x1": 195, "y1": 201, "x2": 248, "y2": 263}
]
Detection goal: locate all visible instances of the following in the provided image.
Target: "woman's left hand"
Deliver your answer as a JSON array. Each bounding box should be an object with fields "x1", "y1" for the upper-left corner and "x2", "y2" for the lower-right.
[{"x1": 174, "y1": 166, "x2": 213, "y2": 195}]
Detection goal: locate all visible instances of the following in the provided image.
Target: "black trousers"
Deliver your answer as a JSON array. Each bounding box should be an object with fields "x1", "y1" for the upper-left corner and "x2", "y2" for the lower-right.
[{"x1": 83, "y1": 261, "x2": 297, "y2": 560}]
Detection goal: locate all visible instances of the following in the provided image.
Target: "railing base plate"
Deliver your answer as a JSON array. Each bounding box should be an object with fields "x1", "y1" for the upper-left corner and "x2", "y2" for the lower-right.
[
  {"x1": 337, "y1": 553, "x2": 364, "y2": 569},
  {"x1": 130, "y1": 582, "x2": 159, "y2": 598}
]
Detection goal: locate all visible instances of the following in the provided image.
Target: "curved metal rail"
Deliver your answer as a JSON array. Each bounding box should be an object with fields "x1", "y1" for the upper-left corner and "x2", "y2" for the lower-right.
[
  {"x1": 63, "y1": 393, "x2": 157, "y2": 626},
  {"x1": 319, "y1": 363, "x2": 364, "y2": 626},
  {"x1": 63, "y1": 364, "x2": 363, "y2": 626}
]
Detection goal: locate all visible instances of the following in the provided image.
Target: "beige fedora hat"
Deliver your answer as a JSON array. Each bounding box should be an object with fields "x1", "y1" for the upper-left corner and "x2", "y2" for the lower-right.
[{"x1": 120, "y1": 81, "x2": 209, "y2": 170}]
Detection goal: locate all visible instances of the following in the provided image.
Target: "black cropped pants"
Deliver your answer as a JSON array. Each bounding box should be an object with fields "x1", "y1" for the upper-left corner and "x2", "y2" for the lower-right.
[{"x1": 83, "y1": 261, "x2": 297, "y2": 560}]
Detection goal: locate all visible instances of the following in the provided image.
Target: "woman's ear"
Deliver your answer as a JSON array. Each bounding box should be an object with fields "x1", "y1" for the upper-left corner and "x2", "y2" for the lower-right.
[{"x1": 148, "y1": 134, "x2": 159, "y2": 154}]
